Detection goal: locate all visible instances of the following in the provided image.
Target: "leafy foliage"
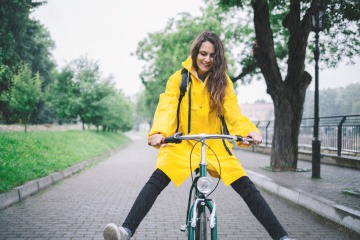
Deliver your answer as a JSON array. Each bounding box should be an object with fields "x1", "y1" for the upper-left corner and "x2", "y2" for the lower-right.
[
  {"x1": 218, "y1": 0, "x2": 360, "y2": 79},
  {"x1": 46, "y1": 69, "x2": 77, "y2": 122},
  {"x1": 99, "y1": 90, "x2": 134, "y2": 132},
  {"x1": 0, "y1": 1, "x2": 133, "y2": 130},
  {"x1": 0, "y1": 0, "x2": 55, "y2": 123},
  {"x1": 134, "y1": 91, "x2": 154, "y2": 127},
  {"x1": 5, "y1": 64, "x2": 42, "y2": 132},
  {"x1": 216, "y1": 0, "x2": 360, "y2": 170},
  {"x1": 47, "y1": 56, "x2": 134, "y2": 131},
  {"x1": 136, "y1": 2, "x2": 233, "y2": 116}
]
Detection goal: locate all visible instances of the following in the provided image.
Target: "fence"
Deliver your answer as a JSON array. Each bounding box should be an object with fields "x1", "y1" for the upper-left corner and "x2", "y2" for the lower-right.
[{"x1": 255, "y1": 114, "x2": 360, "y2": 156}]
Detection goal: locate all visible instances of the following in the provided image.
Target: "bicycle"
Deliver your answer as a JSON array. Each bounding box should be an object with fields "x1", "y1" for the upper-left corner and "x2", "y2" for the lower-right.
[{"x1": 163, "y1": 132, "x2": 254, "y2": 240}]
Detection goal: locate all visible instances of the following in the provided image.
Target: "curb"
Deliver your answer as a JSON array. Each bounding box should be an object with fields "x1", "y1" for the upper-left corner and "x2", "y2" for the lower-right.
[
  {"x1": 247, "y1": 170, "x2": 360, "y2": 234},
  {"x1": 0, "y1": 159, "x2": 98, "y2": 211},
  {"x1": 0, "y1": 142, "x2": 130, "y2": 211}
]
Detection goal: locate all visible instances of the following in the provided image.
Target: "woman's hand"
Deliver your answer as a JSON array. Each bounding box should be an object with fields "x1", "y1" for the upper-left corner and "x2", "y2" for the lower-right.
[
  {"x1": 148, "y1": 133, "x2": 168, "y2": 148},
  {"x1": 245, "y1": 131, "x2": 263, "y2": 145}
]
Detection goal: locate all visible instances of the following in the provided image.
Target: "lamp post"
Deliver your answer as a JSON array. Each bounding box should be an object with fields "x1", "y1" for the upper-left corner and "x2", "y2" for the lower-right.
[{"x1": 310, "y1": 0, "x2": 325, "y2": 179}]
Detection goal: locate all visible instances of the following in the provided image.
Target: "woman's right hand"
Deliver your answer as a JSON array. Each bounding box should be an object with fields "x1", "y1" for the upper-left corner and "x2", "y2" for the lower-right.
[{"x1": 148, "y1": 133, "x2": 168, "y2": 148}]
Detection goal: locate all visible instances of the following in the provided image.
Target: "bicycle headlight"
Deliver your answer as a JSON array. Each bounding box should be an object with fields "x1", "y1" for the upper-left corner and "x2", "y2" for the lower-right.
[{"x1": 197, "y1": 177, "x2": 213, "y2": 194}]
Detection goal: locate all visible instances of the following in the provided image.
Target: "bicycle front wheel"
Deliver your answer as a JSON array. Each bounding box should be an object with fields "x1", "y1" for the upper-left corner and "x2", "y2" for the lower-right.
[{"x1": 197, "y1": 211, "x2": 207, "y2": 240}]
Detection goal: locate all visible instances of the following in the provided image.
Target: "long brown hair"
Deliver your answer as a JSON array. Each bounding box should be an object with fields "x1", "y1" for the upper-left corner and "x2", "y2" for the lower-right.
[{"x1": 190, "y1": 31, "x2": 228, "y2": 115}]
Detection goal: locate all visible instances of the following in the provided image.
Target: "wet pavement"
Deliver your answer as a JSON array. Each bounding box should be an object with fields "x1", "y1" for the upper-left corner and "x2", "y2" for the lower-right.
[{"x1": 0, "y1": 132, "x2": 359, "y2": 239}]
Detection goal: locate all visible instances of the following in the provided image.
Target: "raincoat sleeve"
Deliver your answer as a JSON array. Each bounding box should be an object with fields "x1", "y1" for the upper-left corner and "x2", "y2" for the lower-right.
[
  {"x1": 222, "y1": 76, "x2": 260, "y2": 146},
  {"x1": 148, "y1": 70, "x2": 182, "y2": 139}
]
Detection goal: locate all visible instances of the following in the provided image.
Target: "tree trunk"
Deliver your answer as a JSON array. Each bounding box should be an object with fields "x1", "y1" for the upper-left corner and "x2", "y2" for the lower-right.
[
  {"x1": 271, "y1": 88, "x2": 306, "y2": 170},
  {"x1": 252, "y1": 0, "x2": 312, "y2": 171},
  {"x1": 271, "y1": 98, "x2": 294, "y2": 170}
]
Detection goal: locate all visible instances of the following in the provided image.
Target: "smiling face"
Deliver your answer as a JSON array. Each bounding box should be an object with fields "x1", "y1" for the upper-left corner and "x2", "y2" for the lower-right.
[{"x1": 196, "y1": 41, "x2": 215, "y2": 80}]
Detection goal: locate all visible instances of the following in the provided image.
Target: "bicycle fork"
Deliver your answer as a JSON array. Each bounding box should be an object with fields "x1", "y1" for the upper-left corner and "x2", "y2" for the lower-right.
[{"x1": 187, "y1": 198, "x2": 217, "y2": 240}]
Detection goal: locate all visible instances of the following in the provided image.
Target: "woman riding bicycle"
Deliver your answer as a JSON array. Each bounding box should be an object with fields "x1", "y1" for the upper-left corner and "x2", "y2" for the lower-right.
[{"x1": 104, "y1": 31, "x2": 294, "y2": 240}]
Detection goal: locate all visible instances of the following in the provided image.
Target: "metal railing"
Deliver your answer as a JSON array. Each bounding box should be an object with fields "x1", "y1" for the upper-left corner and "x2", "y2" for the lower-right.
[{"x1": 255, "y1": 115, "x2": 360, "y2": 156}]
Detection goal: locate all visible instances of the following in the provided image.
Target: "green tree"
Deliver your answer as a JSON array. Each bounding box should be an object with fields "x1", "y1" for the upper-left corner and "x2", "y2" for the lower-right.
[
  {"x1": 47, "y1": 69, "x2": 78, "y2": 123},
  {"x1": 63, "y1": 57, "x2": 101, "y2": 130},
  {"x1": 78, "y1": 62, "x2": 101, "y2": 129},
  {"x1": 84, "y1": 79, "x2": 115, "y2": 130},
  {"x1": 6, "y1": 64, "x2": 42, "y2": 132},
  {"x1": 27, "y1": 20, "x2": 56, "y2": 124},
  {"x1": 218, "y1": 0, "x2": 360, "y2": 170},
  {"x1": 0, "y1": 64, "x2": 13, "y2": 121},
  {"x1": 0, "y1": 0, "x2": 56, "y2": 123},
  {"x1": 136, "y1": 4, "x2": 232, "y2": 117},
  {"x1": 47, "y1": 57, "x2": 100, "y2": 127},
  {"x1": 134, "y1": 91, "x2": 154, "y2": 129},
  {"x1": 100, "y1": 91, "x2": 134, "y2": 132},
  {"x1": 48, "y1": 56, "x2": 134, "y2": 131},
  {"x1": 0, "y1": 0, "x2": 44, "y2": 64}
]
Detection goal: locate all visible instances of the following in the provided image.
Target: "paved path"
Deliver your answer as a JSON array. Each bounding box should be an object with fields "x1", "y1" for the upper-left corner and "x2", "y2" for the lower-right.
[
  {"x1": 0, "y1": 133, "x2": 359, "y2": 239},
  {"x1": 236, "y1": 149, "x2": 360, "y2": 212}
]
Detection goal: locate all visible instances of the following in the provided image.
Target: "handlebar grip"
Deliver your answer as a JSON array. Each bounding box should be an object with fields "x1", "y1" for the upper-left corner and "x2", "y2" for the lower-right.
[
  {"x1": 163, "y1": 132, "x2": 183, "y2": 144},
  {"x1": 236, "y1": 136, "x2": 249, "y2": 142},
  {"x1": 236, "y1": 136, "x2": 261, "y2": 143}
]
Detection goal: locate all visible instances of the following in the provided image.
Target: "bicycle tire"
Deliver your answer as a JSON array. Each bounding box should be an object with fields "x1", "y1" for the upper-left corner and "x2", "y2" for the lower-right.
[{"x1": 196, "y1": 210, "x2": 207, "y2": 240}]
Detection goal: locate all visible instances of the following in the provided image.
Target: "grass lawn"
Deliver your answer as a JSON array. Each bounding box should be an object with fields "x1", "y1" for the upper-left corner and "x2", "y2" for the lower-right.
[{"x1": 0, "y1": 130, "x2": 131, "y2": 193}]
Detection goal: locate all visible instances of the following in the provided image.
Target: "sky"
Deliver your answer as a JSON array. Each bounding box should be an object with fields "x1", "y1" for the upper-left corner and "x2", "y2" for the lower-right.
[{"x1": 31, "y1": 0, "x2": 359, "y2": 104}]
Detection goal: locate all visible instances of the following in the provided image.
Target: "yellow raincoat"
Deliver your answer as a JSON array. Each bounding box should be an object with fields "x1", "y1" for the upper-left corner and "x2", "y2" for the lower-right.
[{"x1": 148, "y1": 57, "x2": 259, "y2": 187}]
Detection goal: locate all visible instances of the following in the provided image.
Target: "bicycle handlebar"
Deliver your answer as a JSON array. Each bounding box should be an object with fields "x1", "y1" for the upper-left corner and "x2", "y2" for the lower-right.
[{"x1": 162, "y1": 132, "x2": 260, "y2": 144}]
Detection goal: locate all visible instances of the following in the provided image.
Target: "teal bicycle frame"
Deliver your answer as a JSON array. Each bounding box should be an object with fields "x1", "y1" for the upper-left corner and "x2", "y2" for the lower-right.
[
  {"x1": 186, "y1": 136, "x2": 217, "y2": 240},
  {"x1": 164, "y1": 133, "x2": 251, "y2": 240}
]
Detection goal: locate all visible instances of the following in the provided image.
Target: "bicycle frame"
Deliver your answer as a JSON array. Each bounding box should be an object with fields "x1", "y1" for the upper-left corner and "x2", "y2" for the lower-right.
[{"x1": 186, "y1": 137, "x2": 217, "y2": 240}]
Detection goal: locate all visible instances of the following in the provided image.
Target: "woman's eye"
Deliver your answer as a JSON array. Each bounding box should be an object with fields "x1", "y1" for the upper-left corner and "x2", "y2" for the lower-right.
[{"x1": 199, "y1": 51, "x2": 214, "y2": 58}]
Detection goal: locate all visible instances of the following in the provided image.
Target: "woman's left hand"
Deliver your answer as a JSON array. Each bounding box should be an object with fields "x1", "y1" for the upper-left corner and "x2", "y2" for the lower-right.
[{"x1": 246, "y1": 131, "x2": 263, "y2": 145}]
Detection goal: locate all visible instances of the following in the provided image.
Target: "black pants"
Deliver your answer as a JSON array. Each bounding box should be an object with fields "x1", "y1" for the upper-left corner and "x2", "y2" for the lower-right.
[{"x1": 122, "y1": 169, "x2": 288, "y2": 240}]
